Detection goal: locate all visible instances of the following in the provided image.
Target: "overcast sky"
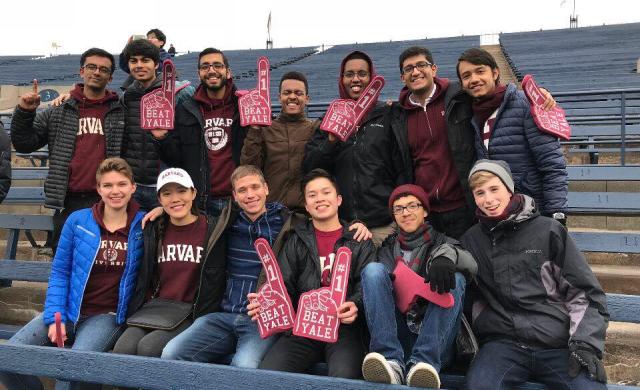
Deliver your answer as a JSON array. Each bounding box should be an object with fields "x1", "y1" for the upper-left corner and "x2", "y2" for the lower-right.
[{"x1": 0, "y1": 0, "x2": 636, "y2": 56}]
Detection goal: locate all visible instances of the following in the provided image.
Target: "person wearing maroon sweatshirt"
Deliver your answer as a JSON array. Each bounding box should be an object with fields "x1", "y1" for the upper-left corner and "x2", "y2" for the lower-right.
[
  {"x1": 157, "y1": 48, "x2": 248, "y2": 217},
  {"x1": 11, "y1": 48, "x2": 126, "y2": 251},
  {"x1": 113, "y1": 168, "x2": 208, "y2": 357}
]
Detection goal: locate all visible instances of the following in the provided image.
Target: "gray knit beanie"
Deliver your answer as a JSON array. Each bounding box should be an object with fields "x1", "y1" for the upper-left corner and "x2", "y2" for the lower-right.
[{"x1": 469, "y1": 159, "x2": 515, "y2": 193}]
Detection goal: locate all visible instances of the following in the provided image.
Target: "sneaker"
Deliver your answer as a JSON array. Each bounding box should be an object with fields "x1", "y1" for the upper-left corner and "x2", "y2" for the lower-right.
[
  {"x1": 362, "y1": 352, "x2": 403, "y2": 385},
  {"x1": 406, "y1": 362, "x2": 440, "y2": 388}
]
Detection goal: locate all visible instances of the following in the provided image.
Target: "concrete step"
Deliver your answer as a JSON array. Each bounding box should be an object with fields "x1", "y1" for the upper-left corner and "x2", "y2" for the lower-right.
[
  {"x1": 592, "y1": 264, "x2": 640, "y2": 295},
  {"x1": 604, "y1": 321, "x2": 640, "y2": 386}
]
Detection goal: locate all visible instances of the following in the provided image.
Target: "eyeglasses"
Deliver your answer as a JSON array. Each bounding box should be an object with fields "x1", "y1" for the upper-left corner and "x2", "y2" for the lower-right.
[
  {"x1": 402, "y1": 62, "x2": 433, "y2": 75},
  {"x1": 392, "y1": 202, "x2": 423, "y2": 215},
  {"x1": 343, "y1": 70, "x2": 369, "y2": 79},
  {"x1": 82, "y1": 64, "x2": 112, "y2": 75},
  {"x1": 199, "y1": 62, "x2": 225, "y2": 71}
]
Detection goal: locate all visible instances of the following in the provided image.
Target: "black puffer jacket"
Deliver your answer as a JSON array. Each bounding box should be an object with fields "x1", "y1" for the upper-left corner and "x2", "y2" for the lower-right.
[
  {"x1": 0, "y1": 128, "x2": 11, "y2": 203},
  {"x1": 278, "y1": 220, "x2": 376, "y2": 314},
  {"x1": 159, "y1": 87, "x2": 248, "y2": 211},
  {"x1": 388, "y1": 80, "x2": 477, "y2": 216},
  {"x1": 11, "y1": 100, "x2": 125, "y2": 209},
  {"x1": 460, "y1": 195, "x2": 608, "y2": 355}
]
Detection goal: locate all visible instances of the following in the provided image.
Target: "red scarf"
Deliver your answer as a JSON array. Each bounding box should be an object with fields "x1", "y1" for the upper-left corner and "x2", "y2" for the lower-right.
[{"x1": 472, "y1": 84, "x2": 507, "y2": 130}]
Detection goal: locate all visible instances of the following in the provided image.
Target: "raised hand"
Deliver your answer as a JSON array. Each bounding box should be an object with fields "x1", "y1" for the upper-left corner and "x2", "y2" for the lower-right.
[
  {"x1": 237, "y1": 57, "x2": 271, "y2": 127},
  {"x1": 18, "y1": 79, "x2": 41, "y2": 111}
]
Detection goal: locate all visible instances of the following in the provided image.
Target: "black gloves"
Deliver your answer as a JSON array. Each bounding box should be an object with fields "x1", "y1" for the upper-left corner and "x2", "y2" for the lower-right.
[
  {"x1": 425, "y1": 256, "x2": 456, "y2": 294},
  {"x1": 568, "y1": 343, "x2": 607, "y2": 383}
]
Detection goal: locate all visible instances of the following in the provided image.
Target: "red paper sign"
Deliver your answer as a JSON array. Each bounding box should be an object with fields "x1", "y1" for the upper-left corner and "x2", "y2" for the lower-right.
[
  {"x1": 141, "y1": 59, "x2": 176, "y2": 130},
  {"x1": 251, "y1": 238, "x2": 296, "y2": 339},
  {"x1": 293, "y1": 247, "x2": 351, "y2": 343},
  {"x1": 238, "y1": 57, "x2": 272, "y2": 127},
  {"x1": 522, "y1": 74, "x2": 571, "y2": 140},
  {"x1": 320, "y1": 75, "x2": 385, "y2": 142},
  {"x1": 54, "y1": 311, "x2": 64, "y2": 348},
  {"x1": 392, "y1": 261, "x2": 454, "y2": 313}
]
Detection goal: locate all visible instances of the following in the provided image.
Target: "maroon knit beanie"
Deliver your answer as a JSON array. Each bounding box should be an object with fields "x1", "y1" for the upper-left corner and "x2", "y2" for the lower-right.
[{"x1": 388, "y1": 184, "x2": 431, "y2": 214}]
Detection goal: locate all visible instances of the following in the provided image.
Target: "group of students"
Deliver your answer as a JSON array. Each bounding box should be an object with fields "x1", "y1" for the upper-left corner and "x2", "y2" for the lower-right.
[{"x1": 1, "y1": 29, "x2": 608, "y2": 390}]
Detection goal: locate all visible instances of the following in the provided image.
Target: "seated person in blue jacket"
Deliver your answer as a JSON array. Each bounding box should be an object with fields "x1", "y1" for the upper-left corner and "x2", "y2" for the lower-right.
[
  {"x1": 360, "y1": 184, "x2": 477, "y2": 389},
  {"x1": 460, "y1": 160, "x2": 608, "y2": 390},
  {"x1": 0, "y1": 157, "x2": 145, "y2": 390},
  {"x1": 456, "y1": 48, "x2": 568, "y2": 225},
  {"x1": 113, "y1": 168, "x2": 206, "y2": 357}
]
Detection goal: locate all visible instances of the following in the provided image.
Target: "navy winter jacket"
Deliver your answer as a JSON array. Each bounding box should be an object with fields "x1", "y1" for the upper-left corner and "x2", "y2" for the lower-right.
[
  {"x1": 471, "y1": 83, "x2": 568, "y2": 215},
  {"x1": 43, "y1": 208, "x2": 145, "y2": 325}
]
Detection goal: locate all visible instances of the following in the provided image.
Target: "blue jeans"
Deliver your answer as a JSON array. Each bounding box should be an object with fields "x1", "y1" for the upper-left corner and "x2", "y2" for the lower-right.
[
  {"x1": 161, "y1": 312, "x2": 276, "y2": 368},
  {"x1": 0, "y1": 313, "x2": 123, "y2": 390},
  {"x1": 206, "y1": 196, "x2": 230, "y2": 218},
  {"x1": 465, "y1": 340, "x2": 607, "y2": 390},
  {"x1": 361, "y1": 262, "x2": 466, "y2": 373},
  {"x1": 133, "y1": 184, "x2": 159, "y2": 211}
]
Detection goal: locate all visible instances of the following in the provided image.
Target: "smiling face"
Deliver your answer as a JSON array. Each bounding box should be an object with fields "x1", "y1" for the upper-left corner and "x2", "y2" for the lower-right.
[
  {"x1": 128, "y1": 55, "x2": 158, "y2": 84},
  {"x1": 199, "y1": 53, "x2": 230, "y2": 93},
  {"x1": 342, "y1": 58, "x2": 371, "y2": 100},
  {"x1": 392, "y1": 195, "x2": 427, "y2": 234},
  {"x1": 400, "y1": 54, "x2": 437, "y2": 95},
  {"x1": 279, "y1": 78, "x2": 309, "y2": 115},
  {"x1": 304, "y1": 177, "x2": 342, "y2": 223},
  {"x1": 232, "y1": 174, "x2": 269, "y2": 221},
  {"x1": 472, "y1": 175, "x2": 513, "y2": 217},
  {"x1": 80, "y1": 55, "x2": 113, "y2": 92},
  {"x1": 458, "y1": 60, "x2": 500, "y2": 99},
  {"x1": 97, "y1": 171, "x2": 136, "y2": 212},
  {"x1": 158, "y1": 183, "x2": 197, "y2": 225}
]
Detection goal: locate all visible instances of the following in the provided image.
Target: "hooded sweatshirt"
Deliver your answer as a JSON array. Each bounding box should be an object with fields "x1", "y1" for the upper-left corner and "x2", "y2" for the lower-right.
[
  {"x1": 399, "y1": 77, "x2": 465, "y2": 213},
  {"x1": 194, "y1": 81, "x2": 237, "y2": 197},
  {"x1": 81, "y1": 200, "x2": 140, "y2": 316},
  {"x1": 68, "y1": 84, "x2": 119, "y2": 192}
]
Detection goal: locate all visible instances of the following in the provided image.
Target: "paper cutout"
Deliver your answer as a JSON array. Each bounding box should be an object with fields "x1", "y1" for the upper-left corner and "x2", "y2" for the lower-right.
[
  {"x1": 522, "y1": 74, "x2": 571, "y2": 140},
  {"x1": 392, "y1": 261, "x2": 454, "y2": 313},
  {"x1": 320, "y1": 75, "x2": 385, "y2": 142},
  {"x1": 141, "y1": 59, "x2": 176, "y2": 130},
  {"x1": 54, "y1": 312, "x2": 64, "y2": 348},
  {"x1": 238, "y1": 57, "x2": 272, "y2": 127},
  {"x1": 293, "y1": 247, "x2": 351, "y2": 343},
  {"x1": 252, "y1": 238, "x2": 296, "y2": 339}
]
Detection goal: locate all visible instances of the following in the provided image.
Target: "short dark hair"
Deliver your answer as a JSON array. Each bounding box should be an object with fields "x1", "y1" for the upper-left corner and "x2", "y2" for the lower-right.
[
  {"x1": 456, "y1": 48, "x2": 500, "y2": 84},
  {"x1": 123, "y1": 39, "x2": 160, "y2": 65},
  {"x1": 147, "y1": 28, "x2": 166, "y2": 47},
  {"x1": 198, "y1": 47, "x2": 229, "y2": 69},
  {"x1": 399, "y1": 46, "x2": 434, "y2": 74},
  {"x1": 342, "y1": 51, "x2": 371, "y2": 76},
  {"x1": 279, "y1": 71, "x2": 309, "y2": 94},
  {"x1": 301, "y1": 168, "x2": 340, "y2": 195},
  {"x1": 80, "y1": 48, "x2": 115, "y2": 75}
]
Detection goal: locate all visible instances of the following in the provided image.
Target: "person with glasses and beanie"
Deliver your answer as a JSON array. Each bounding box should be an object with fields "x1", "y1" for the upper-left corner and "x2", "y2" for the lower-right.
[
  {"x1": 460, "y1": 159, "x2": 607, "y2": 390},
  {"x1": 360, "y1": 184, "x2": 476, "y2": 388},
  {"x1": 154, "y1": 48, "x2": 248, "y2": 217},
  {"x1": 11, "y1": 48, "x2": 125, "y2": 252}
]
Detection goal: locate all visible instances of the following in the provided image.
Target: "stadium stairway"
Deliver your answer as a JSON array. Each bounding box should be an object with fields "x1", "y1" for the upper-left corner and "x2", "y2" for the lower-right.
[{"x1": 480, "y1": 44, "x2": 518, "y2": 86}]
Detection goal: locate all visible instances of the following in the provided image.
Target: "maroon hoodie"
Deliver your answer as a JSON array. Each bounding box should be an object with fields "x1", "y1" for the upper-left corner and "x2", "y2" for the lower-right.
[
  {"x1": 68, "y1": 84, "x2": 119, "y2": 193},
  {"x1": 81, "y1": 200, "x2": 140, "y2": 316},
  {"x1": 399, "y1": 77, "x2": 465, "y2": 213},
  {"x1": 338, "y1": 50, "x2": 379, "y2": 126},
  {"x1": 194, "y1": 80, "x2": 237, "y2": 197}
]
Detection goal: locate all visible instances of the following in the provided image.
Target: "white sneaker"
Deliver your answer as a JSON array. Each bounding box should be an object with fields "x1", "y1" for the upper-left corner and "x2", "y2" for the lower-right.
[
  {"x1": 362, "y1": 352, "x2": 403, "y2": 385},
  {"x1": 406, "y1": 362, "x2": 441, "y2": 388}
]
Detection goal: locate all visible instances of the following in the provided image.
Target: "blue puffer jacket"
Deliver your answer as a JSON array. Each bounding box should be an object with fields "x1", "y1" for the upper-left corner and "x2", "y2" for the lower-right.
[
  {"x1": 43, "y1": 208, "x2": 145, "y2": 326},
  {"x1": 471, "y1": 83, "x2": 568, "y2": 214}
]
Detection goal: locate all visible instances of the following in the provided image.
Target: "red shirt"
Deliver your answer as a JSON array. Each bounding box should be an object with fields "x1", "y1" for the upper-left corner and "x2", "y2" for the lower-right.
[
  {"x1": 157, "y1": 215, "x2": 207, "y2": 303},
  {"x1": 314, "y1": 227, "x2": 343, "y2": 287}
]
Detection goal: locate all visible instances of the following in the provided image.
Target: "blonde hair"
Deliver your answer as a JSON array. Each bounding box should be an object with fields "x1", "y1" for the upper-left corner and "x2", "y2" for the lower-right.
[
  {"x1": 230, "y1": 165, "x2": 266, "y2": 190},
  {"x1": 96, "y1": 157, "x2": 134, "y2": 184},
  {"x1": 469, "y1": 170, "x2": 498, "y2": 191}
]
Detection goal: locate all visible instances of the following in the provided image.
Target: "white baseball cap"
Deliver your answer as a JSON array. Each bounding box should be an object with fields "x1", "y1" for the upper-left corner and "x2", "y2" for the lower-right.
[{"x1": 156, "y1": 168, "x2": 195, "y2": 192}]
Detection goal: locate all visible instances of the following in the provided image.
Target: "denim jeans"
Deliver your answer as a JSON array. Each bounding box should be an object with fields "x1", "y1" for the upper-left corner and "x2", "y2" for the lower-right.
[
  {"x1": 465, "y1": 340, "x2": 607, "y2": 390},
  {"x1": 361, "y1": 262, "x2": 466, "y2": 373},
  {"x1": 161, "y1": 312, "x2": 276, "y2": 368},
  {"x1": 0, "y1": 313, "x2": 123, "y2": 390},
  {"x1": 206, "y1": 196, "x2": 230, "y2": 218},
  {"x1": 133, "y1": 184, "x2": 159, "y2": 212}
]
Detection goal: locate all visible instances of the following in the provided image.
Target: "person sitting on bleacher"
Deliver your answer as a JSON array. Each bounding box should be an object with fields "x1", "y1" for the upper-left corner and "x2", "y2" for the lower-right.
[
  {"x1": 10, "y1": 48, "x2": 125, "y2": 251},
  {"x1": 460, "y1": 159, "x2": 608, "y2": 390},
  {"x1": 456, "y1": 48, "x2": 568, "y2": 225},
  {"x1": 0, "y1": 126, "x2": 11, "y2": 203},
  {"x1": 0, "y1": 157, "x2": 145, "y2": 390},
  {"x1": 360, "y1": 184, "x2": 476, "y2": 388}
]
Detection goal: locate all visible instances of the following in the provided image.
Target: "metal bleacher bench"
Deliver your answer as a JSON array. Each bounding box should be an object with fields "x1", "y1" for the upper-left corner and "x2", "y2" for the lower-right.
[{"x1": 567, "y1": 165, "x2": 640, "y2": 216}]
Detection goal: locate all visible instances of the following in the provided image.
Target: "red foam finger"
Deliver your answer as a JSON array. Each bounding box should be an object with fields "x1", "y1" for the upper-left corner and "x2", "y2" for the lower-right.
[
  {"x1": 256, "y1": 57, "x2": 270, "y2": 101},
  {"x1": 54, "y1": 312, "x2": 64, "y2": 348}
]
